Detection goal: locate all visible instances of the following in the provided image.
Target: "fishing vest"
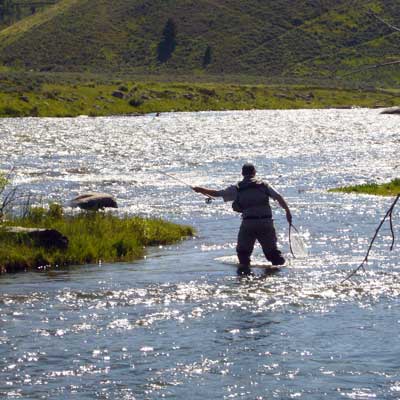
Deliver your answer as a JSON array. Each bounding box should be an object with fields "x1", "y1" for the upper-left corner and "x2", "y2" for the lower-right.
[{"x1": 232, "y1": 179, "x2": 273, "y2": 218}]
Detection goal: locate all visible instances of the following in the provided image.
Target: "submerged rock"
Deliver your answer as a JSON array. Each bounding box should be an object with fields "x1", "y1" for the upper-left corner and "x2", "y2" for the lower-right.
[{"x1": 70, "y1": 192, "x2": 118, "y2": 211}]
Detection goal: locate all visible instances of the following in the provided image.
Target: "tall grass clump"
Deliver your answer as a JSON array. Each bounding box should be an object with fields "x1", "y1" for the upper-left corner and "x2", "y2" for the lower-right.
[
  {"x1": 329, "y1": 178, "x2": 400, "y2": 196},
  {"x1": 0, "y1": 205, "x2": 194, "y2": 272}
]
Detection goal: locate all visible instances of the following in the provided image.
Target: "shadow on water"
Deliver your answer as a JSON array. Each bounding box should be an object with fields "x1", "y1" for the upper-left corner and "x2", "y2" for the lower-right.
[{"x1": 236, "y1": 264, "x2": 283, "y2": 280}]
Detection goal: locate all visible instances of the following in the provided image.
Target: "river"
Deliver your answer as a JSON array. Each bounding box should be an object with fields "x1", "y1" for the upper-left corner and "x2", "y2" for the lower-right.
[{"x1": 0, "y1": 109, "x2": 399, "y2": 399}]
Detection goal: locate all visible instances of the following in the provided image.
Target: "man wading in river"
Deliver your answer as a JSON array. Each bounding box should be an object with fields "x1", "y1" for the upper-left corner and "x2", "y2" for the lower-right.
[{"x1": 192, "y1": 163, "x2": 292, "y2": 274}]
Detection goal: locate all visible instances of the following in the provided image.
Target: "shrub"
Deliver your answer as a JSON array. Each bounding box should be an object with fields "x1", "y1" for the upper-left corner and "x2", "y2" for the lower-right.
[
  {"x1": 129, "y1": 98, "x2": 144, "y2": 107},
  {"x1": 0, "y1": 172, "x2": 8, "y2": 191},
  {"x1": 26, "y1": 206, "x2": 46, "y2": 223},
  {"x1": 1, "y1": 106, "x2": 23, "y2": 117},
  {"x1": 48, "y1": 203, "x2": 63, "y2": 220},
  {"x1": 112, "y1": 239, "x2": 129, "y2": 258},
  {"x1": 30, "y1": 106, "x2": 39, "y2": 117}
]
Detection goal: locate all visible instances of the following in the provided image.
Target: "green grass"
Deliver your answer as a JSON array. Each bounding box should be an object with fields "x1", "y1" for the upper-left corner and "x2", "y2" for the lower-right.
[
  {"x1": 329, "y1": 178, "x2": 400, "y2": 196},
  {"x1": 1, "y1": 72, "x2": 399, "y2": 117},
  {"x1": 0, "y1": 205, "x2": 194, "y2": 273}
]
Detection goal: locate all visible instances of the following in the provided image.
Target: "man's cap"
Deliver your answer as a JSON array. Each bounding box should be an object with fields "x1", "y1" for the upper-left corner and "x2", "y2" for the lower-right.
[{"x1": 242, "y1": 163, "x2": 256, "y2": 176}]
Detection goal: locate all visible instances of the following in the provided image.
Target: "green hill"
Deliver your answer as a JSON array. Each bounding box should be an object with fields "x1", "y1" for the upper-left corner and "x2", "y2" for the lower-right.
[
  {"x1": 0, "y1": 0, "x2": 60, "y2": 30},
  {"x1": 0, "y1": 0, "x2": 400, "y2": 85}
]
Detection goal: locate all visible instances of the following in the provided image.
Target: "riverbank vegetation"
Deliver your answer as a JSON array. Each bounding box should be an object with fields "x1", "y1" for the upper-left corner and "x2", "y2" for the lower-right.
[
  {"x1": 0, "y1": 204, "x2": 194, "y2": 273},
  {"x1": 1, "y1": 72, "x2": 400, "y2": 117},
  {"x1": 329, "y1": 178, "x2": 400, "y2": 196}
]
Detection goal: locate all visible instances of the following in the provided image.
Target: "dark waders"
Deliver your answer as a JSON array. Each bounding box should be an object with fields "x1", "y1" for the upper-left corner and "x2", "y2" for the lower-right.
[{"x1": 236, "y1": 217, "x2": 285, "y2": 274}]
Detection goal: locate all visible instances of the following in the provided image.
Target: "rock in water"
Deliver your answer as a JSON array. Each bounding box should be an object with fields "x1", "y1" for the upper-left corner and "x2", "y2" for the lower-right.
[
  {"x1": 70, "y1": 192, "x2": 118, "y2": 211},
  {"x1": 381, "y1": 107, "x2": 400, "y2": 115},
  {"x1": 4, "y1": 227, "x2": 69, "y2": 250}
]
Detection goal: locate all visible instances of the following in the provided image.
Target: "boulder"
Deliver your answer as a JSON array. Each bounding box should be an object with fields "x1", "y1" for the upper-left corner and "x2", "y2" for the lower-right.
[
  {"x1": 112, "y1": 91, "x2": 125, "y2": 99},
  {"x1": 381, "y1": 107, "x2": 400, "y2": 115},
  {"x1": 70, "y1": 192, "x2": 118, "y2": 211},
  {"x1": 4, "y1": 226, "x2": 69, "y2": 250},
  {"x1": 183, "y1": 93, "x2": 196, "y2": 100},
  {"x1": 198, "y1": 88, "x2": 216, "y2": 96}
]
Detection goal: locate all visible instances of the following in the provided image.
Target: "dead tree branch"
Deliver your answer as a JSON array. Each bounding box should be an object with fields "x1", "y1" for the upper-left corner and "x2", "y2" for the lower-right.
[
  {"x1": 341, "y1": 60, "x2": 400, "y2": 77},
  {"x1": 341, "y1": 10, "x2": 400, "y2": 77},
  {"x1": 342, "y1": 194, "x2": 400, "y2": 283},
  {"x1": 367, "y1": 11, "x2": 400, "y2": 33},
  {"x1": 0, "y1": 167, "x2": 33, "y2": 221}
]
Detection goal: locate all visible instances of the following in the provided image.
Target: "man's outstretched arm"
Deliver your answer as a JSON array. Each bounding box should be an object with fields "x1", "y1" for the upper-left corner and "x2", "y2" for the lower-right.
[{"x1": 192, "y1": 186, "x2": 220, "y2": 198}]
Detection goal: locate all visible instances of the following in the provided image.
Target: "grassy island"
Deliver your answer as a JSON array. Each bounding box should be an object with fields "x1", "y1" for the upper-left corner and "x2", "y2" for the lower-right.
[
  {"x1": 0, "y1": 205, "x2": 194, "y2": 273},
  {"x1": 329, "y1": 179, "x2": 400, "y2": 197}
]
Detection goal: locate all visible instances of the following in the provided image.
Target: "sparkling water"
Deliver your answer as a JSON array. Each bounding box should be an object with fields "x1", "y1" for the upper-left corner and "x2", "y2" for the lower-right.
[{"x1": 0, "y1": 109, "x2": 399, "y2": 399}]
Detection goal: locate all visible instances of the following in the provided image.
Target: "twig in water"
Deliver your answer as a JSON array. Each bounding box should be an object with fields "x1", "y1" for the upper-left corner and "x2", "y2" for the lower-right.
[{"x1": 342, "y1": 194, "x2": 400, "y2": 283}]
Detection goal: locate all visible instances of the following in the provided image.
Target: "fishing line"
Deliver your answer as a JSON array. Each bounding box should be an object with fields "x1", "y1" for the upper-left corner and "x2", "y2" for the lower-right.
[{"x1": 158, "y1": 170, "x2": 214, "y2": 204}]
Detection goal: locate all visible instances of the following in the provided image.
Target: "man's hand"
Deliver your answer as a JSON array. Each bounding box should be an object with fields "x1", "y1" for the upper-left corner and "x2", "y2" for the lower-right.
[{"x1": 191, "y1": 186, "x2": 219, "y2": 198}]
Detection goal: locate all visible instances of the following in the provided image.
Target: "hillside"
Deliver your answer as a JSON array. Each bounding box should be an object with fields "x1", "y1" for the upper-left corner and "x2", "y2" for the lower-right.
[
  {"x1": 0, "y1": 0, "x2": 400, "y2": 85},
  {"x1": 0, "y1": 0, "x2": 59, "y2": 30}
]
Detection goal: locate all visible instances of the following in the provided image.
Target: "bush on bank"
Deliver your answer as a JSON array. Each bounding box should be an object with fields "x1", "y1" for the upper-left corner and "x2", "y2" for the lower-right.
[{"x1": 0, "y1": 204, "x2": 194, "y2": 273}]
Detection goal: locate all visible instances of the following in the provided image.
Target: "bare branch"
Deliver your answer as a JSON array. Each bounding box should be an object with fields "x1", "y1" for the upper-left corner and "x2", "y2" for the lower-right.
[
  {"x1": 339, "y1": 11, "x2": 400, "y2": 78},
  {"x1": 367, "y1": 11, "x2": 400, "y2": 33},
  {"x1": 389, "y1": 205, "x2": 395, "y2": 251},
  {"x1": 342, "y1": 194, "x2": 400, "y2": 283},
  {"x1": 21, "y1": 193, "x2": 33, "y2": 219},
  {"x1": 0, "y1": 187, "x2": 18, "y2": 219},
  {"x1": 341, "y1": 60, "x2": 400, "y2": 77}
]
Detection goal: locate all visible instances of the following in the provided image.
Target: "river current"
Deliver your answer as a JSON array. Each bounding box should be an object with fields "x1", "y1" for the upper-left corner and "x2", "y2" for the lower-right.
[{"x1": 0, "y1": 109, "x2": 399, "y2": 399}]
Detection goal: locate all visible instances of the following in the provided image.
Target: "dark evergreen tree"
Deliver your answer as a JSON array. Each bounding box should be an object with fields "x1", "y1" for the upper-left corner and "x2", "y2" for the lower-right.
[
  {"x1": 157, "y1": 18, "x2": 177, "y2": 63},
  {"x1": 0, "y1": 0, "x2": 5, "y2": 21},
  {"x1": 15, "y1": 3, "x2": 21, "y2": 20},
  {"x1": 0, "y1": 0, "x2": 13, "y2": 21},
  {"x1": 202, "y1": 45, "x2": 212, "y2": 68}
]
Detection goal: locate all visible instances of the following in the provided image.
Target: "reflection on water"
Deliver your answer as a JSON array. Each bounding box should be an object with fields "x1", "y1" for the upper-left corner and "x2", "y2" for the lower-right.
[{"x1": 0, "y1": 109, "x2": 400, "y2": 399}]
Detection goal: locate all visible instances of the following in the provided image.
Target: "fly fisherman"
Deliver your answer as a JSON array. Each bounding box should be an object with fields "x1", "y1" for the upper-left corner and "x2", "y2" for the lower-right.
[{"x1": 192, "y1": 163, "x2": 292, "y2": 274}]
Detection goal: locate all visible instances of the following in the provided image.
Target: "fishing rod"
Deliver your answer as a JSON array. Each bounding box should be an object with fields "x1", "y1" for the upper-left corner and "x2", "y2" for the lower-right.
[{"x1": 159, "y1": 171, "x2": 214, "y2": 204}]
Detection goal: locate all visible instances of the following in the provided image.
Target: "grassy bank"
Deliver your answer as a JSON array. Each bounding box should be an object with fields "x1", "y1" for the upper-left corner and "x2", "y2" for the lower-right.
[
  {"x1": 0, "y1": 205, "x2": 194, "y2": 273},
  {"x1": 329, "y1": 179, "x2": 400, "y2": 196},
  {"x1": 1, "y1": 72, "x2": 400, "y2": 117}
]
